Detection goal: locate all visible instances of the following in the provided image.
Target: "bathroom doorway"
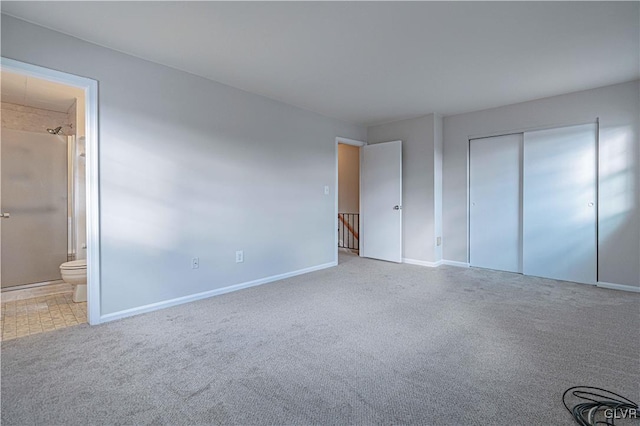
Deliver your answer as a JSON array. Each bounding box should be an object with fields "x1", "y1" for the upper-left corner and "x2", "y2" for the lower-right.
[{"x1": 0, "y1": 58, "x2": 100, "y2": 335}]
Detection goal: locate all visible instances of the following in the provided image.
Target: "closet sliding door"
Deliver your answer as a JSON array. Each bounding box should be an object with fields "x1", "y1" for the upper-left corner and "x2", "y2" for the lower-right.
[
  {"x1": 523, "y1": 124, "x2": 597, "y2": 285},
  {"x1": 469, "y1": 134, "x2": 522, "y2": 273}
]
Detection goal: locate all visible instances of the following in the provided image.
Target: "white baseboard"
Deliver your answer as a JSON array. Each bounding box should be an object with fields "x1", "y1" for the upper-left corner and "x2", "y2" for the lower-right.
[
  {"x1": 596, "y1": 281, "x2": 640, "y2": 293},
  {"x1": 441, "y1": 260, "x2": 470, "y2": 268},
  {"x1": 403, "y1": 258, "x2": 443, "y2": 267},
  {"x1": 99, "y1": 261, "x2": 337, "y2": 324}
]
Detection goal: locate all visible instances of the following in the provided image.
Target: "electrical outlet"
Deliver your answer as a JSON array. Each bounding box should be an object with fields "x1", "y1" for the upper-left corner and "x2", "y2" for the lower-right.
[
  {"x1": 436, "y1": 237, "x2": 442, "y2": 246},
  {"x1": 191, "y1": 257, "x2": 199, "y2": 269},
  {"x1": 235, "y1": 250, "x2": 244, "y2": 263},
  {"x1": 324, "y1": 185, "x2": 330, "y2": 195}
]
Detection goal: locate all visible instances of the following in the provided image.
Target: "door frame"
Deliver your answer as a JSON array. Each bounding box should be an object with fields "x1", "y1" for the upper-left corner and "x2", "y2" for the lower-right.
[
  {"x1": 334, "y1": 137, "x2": 367, "y2": 264},
  {"x1": 1, "y1": 57, "x2": 101, "y2": 324}
]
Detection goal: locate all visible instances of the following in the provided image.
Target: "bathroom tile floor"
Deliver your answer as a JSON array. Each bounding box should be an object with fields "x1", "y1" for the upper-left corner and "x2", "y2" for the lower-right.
[{"x1": 1, "y1": 292, "x2": 87, "y2": 341}]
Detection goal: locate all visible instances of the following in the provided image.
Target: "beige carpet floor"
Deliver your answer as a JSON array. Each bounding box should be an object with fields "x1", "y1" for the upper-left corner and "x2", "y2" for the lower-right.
[{"x1": 2, "y1": 253, "x2": 638, "y2": 425}]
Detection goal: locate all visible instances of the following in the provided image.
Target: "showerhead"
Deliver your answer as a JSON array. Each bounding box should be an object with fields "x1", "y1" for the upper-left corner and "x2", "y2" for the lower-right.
[{"x1": 47, "y1": 126, "x2": 63, "y2": 135}]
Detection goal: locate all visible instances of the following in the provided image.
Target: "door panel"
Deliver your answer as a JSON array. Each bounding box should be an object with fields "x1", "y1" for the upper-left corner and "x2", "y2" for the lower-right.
[
  {"x1": 469, "y1": 134, "x2": 522, "y2": 273},
  {"x1": 1, "y1": 129, "x2": 68, "y2": 287},
  {"x1": 523, "y1": 124, "x2": 597, "y2": 284},
  {"x1": 361, "y1": 140, "x2": 402, "y2": 263}
]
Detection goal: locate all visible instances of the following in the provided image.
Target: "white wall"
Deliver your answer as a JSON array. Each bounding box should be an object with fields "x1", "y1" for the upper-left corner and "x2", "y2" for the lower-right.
[
  {"x1": 367, "y1": 114, "x2": 442, "y2": 263},
  {"x1": 433, "y1": 114, "x2": 443, "y2": 261},
  {"x1": 443, "y1": 80, "x2": 640, "y2": 287},
  {"x1": 338, "y1": 144, "x2": 359, "y2": 213},
  {"x1": 1, "y1": 15, "x2": 366, "y2": 315}
]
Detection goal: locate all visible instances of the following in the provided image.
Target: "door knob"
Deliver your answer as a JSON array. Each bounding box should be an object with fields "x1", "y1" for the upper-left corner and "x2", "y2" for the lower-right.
[
  {"x1": 393, "y1": 205, "x2": 401, "y2": 210},
  {"x1": 0, "y1": 212, "x2": 10, "y2": 218}
]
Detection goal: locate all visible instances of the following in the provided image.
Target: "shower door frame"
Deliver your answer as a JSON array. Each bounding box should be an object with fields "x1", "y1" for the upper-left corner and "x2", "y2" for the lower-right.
[{"x1": 1, "y1": 57, "x2": 101, "y2": 325}]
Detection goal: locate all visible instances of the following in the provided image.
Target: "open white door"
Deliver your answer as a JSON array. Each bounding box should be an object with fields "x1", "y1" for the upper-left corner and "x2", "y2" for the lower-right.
[{"x1": 361, "y1": 140, "x2": 402, "y2": 262}]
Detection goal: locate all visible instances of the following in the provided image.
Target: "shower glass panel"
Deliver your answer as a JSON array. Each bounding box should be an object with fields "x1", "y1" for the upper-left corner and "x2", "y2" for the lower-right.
[{"x1": 1, "y1": 129, "x2": 68, "y2": 288}]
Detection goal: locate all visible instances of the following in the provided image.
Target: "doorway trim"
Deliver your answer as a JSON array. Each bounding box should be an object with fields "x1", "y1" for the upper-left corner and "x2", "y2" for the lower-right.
[
  {"x1": 335, "y1": 137, "x2": 367, "y2": 264},
  {"x1": 1, "y1": 57, "x2": 101, "y2": 324}
]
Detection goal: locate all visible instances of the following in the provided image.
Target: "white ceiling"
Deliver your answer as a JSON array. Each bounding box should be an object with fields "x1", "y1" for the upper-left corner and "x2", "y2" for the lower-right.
[
  {"x1": 1, "y1": 71, "x2": 82, "y2": 112},
  {"x1": 2, "y1": 2, "x2": 638, "y2": 125}
]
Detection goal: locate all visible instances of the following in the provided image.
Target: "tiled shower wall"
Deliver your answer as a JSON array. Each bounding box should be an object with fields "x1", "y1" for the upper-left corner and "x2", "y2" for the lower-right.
[{"x1": 1, "y1": 102, "x2": 75, "y2": 134}]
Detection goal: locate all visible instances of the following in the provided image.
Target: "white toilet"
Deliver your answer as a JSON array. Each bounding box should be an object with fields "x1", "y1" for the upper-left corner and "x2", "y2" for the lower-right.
[{"x1": 60, "y1": 260, "x2": 87, "y2": 303}]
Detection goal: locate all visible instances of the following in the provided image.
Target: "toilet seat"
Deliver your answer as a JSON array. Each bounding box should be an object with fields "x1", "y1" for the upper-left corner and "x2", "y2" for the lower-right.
[{"x1": 60, "y1": 260, "x2": 87, "y2": 270}]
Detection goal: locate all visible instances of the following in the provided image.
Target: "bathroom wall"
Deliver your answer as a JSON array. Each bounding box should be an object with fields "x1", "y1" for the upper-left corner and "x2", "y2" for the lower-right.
[
  {"x1": 75, "y1": 137, "x2": 87, "y2": 260},
  {"x1": 75, "y1": 97, "x2": 85, "y2": 138},
  {"x1": 1, "y1": 102, "x2": 73, "y2": 134},
  {"x1": 2, "y1": 15, "x2": 366, "y2": 317},
  {"x1": 67, "y1": 99, "x2": 87, "y2": 260},
  {"x1": 67, "y1": 100, "x2": 77, "y2": 137}
]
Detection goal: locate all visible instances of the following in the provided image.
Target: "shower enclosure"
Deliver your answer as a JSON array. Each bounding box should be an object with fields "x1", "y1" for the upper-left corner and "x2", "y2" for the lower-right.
[{"x1": 1, "y1": 128, "x2": 69, "y2": 288}]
